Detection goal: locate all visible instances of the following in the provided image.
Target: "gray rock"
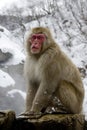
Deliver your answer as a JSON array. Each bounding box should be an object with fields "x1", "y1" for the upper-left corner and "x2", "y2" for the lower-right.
[
  {"x1": 0, "y1": 28, "x2": 4, "y2": 32},
  {"x1": 0, "y1": 49, "x2": 12, "y2": 63}
]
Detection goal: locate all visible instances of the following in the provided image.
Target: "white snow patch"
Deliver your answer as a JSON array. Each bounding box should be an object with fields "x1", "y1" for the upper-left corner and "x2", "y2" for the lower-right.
[
  {"x1": 7, "y1": 89, "x2": 26, "y2": 99},
  {"x1": 0, "y1": 69, "x2": 15, "y2": 88}
]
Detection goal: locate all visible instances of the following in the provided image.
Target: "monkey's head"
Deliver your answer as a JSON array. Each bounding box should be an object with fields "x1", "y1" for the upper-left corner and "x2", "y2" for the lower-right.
[{"x1": 26, "y1": 27, "x2": 55, "y2": 55}]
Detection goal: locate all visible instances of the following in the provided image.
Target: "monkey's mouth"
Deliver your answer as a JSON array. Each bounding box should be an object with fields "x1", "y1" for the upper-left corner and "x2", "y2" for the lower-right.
[
  {"x1": 31, "y1": 46, "x2": 40, "y2": 53},
  {"x1": 31, "y1": 42, "x2": 42, "y2": 53},
  {"x1": 31, "y1": 43, "x2": 40, "y2": 50},
  {"x1": 31, "y1": 46, "x2": 39, "y2": 50}
]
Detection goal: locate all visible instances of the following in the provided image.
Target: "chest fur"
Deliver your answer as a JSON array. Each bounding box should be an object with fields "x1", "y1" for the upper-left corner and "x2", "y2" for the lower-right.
[{"x1": 26, "y1": 58, "x2": 41, "y2": 82}]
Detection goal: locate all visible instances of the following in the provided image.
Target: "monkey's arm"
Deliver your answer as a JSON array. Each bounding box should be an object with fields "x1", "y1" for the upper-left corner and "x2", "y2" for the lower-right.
[
  {"x1": 26, "y1": 83, "x2": 38, "y2": 112},
  {"x1": 30, "y1": 81, "x2": 58, "y2": 114}
]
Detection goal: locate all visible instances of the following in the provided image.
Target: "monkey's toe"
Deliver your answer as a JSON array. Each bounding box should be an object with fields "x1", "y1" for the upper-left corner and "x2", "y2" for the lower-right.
[{"x1": 18, "y1": 111, "x2": 43, "y2": 119}]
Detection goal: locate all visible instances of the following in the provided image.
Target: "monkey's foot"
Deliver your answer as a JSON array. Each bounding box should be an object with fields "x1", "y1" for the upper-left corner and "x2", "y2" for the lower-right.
[
  {"x1": 46, "y1": 106, "x2": 68, "y2": 114},
  {"x1": 18, "y1": 111, "x2": 43, "y2": 119}
]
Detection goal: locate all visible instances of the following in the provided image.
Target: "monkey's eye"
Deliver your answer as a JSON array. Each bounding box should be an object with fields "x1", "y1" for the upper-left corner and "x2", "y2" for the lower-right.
[
  {"x1": 37, "y1": 36, "x2": 44, "y2": 40},
  {"x1": 31, "y1": 35, "x2": 37, "y2": 40},
  {"x1": 38, "y1": 36, "x2": 41, "y2": 39},
  {"x1": 31, "y1": 34, "x2": 46, "y2": 41}
]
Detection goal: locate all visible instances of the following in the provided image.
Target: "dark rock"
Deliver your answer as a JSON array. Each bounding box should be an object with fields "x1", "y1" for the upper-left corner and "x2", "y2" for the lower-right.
[
  {"x1": 0, "y1": 28, "x2": 4, "y2": 32},
  {"x1": 0, "y1": 49, "x2": 12, "y2": 63},
  {"x1": 0, "y1": 110, "x2": 85, "y2": 130}
]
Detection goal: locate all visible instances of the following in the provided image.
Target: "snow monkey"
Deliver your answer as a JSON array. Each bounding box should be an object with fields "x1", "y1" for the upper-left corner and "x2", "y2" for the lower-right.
[{"x1": 23, "y1": 27, "x2": 84, "y2": 118}]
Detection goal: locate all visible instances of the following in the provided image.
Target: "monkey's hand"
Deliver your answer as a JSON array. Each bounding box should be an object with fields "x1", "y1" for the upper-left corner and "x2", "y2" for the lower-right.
[{"x1": 19, "y1": 111, "x2": 43, "y2": 119}]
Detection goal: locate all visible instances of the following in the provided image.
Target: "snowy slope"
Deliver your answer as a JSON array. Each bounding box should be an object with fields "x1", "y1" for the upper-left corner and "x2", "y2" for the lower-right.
[
  {"x1": 0, "y1": 69, "x2": 15, "y2": 87},
  {"x1": 0, "y1": 26, "x2": 25, "y2": 97},
  {"x1": 0, "y1": 26, "x2": 25, "y2": 65},
  {"x1": 0, "y1": 26, "x2": 26, "y2": 114}
]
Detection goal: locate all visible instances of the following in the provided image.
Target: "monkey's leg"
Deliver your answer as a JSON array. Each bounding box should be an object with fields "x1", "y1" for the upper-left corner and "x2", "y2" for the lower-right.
[{"x1": 56, "y1": 81, "x2": 82, "y2": 114}]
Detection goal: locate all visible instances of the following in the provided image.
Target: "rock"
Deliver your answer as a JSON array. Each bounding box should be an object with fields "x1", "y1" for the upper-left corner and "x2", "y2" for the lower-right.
[
  {"x1": 0, "y1": 110, "x2": 85, "y2": 130},
  {"x1": 0, "y1": 49, "x2": 12, "y2": 63},
  {"x1": 0, "y1": 28, "x2": 4, "y2": 32},
  {"x1": 0, "y1": 110, "x2": 15, "y2": 130},
  {"x1": 26, "y1": 114, "x2": 85, "y2": 130}
]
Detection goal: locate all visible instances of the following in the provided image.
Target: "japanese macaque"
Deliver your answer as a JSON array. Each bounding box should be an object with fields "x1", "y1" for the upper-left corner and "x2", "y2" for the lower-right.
[{"x1": 23, "y1": 27, "x2": 84, "y2": 118}]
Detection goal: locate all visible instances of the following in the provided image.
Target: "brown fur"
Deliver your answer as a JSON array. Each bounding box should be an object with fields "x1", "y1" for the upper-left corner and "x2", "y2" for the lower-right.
[{"x1": 24, "y1": 27, "x2": 84, "y2": 115}]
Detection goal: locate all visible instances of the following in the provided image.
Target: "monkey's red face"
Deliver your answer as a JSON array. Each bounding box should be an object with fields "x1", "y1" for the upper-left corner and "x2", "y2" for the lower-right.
[{"x1": 30, "y1": 33, "x2": 46, "y2": 54}]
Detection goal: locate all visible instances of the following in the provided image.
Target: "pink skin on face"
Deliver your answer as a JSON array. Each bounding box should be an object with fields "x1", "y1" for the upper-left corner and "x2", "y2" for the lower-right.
[{"x1": 30, "y1": 34, "x2": 46, "y2": 54}]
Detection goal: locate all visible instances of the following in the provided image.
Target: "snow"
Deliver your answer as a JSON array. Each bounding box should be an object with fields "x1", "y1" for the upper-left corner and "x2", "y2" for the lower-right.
[
  {"x1": 0, "y1": 27, "x2": 25, "y2": 92},
  {"x1": 83, "y1": 78, "x2": 87, "y2": 120},
  {"x1": 0, "y1": 69, "x2": 15, "y2": 88},
  {"x1": 0, "y1": 0, "x2": 27, "y2": 9},
  {"x1": 0, "y1": 26, "x2": 25, "y2": 65},
  {"x1": 7, "y1": 89, "x2": 26, "y2": 99}
]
